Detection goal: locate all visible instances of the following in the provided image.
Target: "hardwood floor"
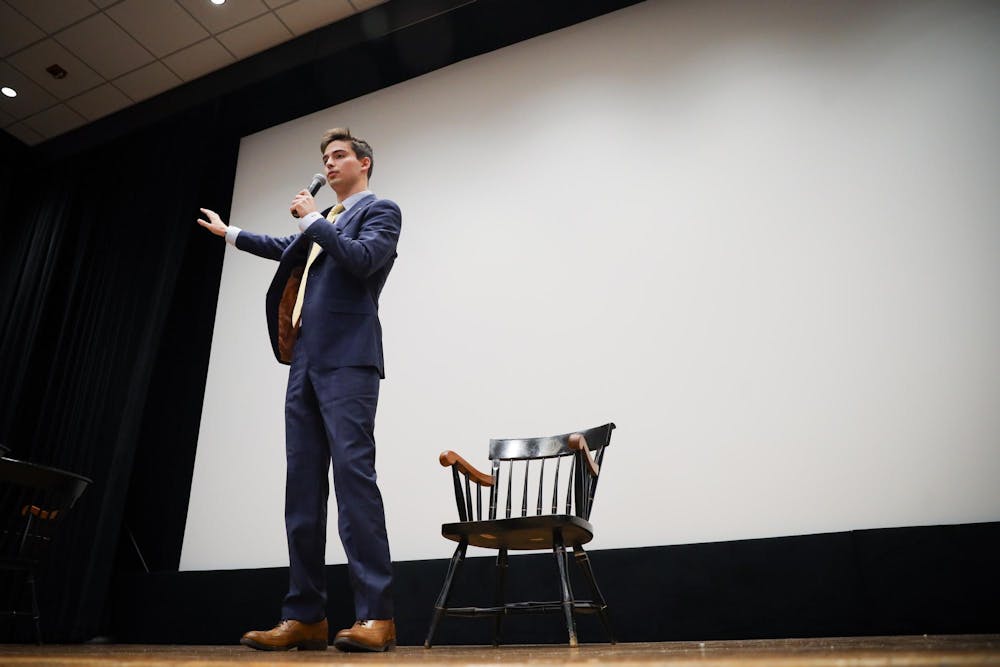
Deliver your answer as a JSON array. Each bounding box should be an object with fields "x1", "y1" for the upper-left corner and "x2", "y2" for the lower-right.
[{"x1": 0, "y1": 635, "x2": 997, "y2": 666}]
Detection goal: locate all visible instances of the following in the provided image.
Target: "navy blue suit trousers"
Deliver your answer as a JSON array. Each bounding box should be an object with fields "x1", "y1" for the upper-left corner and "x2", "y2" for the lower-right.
[{"x1": 281, "y1": 331, "x2": 393, "y2": 622}]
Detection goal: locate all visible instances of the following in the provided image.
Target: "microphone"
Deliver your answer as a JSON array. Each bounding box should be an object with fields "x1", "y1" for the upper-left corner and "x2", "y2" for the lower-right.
[{"x1": 292, "y1": 173, "x2": 326, "y2": 218}]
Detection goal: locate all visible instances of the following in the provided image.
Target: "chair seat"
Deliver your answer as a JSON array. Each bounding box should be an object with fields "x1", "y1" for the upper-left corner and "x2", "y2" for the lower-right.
[{"x1": 442, "y1": 514, "x2": 594, "y2": 550}]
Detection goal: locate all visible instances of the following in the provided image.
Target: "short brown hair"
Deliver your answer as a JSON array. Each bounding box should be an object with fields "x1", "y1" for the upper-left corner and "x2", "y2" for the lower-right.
[{"x1": 320, "y1": 127, "x2": 374, "y2": 180}]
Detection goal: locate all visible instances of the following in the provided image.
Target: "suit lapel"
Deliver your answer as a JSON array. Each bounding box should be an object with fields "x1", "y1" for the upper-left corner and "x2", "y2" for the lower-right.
[
  {"x1": 333, "y1": 194, "x2": 375, "y2": 237},
  {"x1": 287, "y1": 233, "x2": 312, "y2": 264}
]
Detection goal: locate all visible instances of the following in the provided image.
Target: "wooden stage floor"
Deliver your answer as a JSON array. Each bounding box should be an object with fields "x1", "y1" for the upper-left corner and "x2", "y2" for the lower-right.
[{"x1": 0, "y1": 636, "x2": 998, "y2": 666}]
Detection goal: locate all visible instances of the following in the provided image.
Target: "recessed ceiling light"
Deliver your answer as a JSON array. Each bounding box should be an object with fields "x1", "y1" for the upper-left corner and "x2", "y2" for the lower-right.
[
  {"x1": 211, "y1": 0, "x2": 226, "y2": 5},
  {"x1": 1, "y1": 87, "x2": 16, "y2": 98}
]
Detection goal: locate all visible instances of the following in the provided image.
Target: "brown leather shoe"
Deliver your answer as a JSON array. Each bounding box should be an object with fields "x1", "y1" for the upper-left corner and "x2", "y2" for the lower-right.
[
  {"x1": 240, "y1": 619, "x2": 328, "y2": 651},
  {"x1": 333, "y1": 619, "x2": 396, "y2": 652}
]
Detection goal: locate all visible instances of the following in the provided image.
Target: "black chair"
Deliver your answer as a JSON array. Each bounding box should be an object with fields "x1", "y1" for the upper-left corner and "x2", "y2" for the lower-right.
[
  {"x1": 425, "y1": 423, "x2": 616, "y2": 648},
  {"x1": 0, "y1": 455, "x2": 91, "y2": 643}
]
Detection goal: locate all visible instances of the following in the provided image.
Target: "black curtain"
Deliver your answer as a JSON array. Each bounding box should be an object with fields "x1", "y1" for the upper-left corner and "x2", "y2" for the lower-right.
[{"x1": 0, "y1": 104, "x2": 237, "y2": 641}]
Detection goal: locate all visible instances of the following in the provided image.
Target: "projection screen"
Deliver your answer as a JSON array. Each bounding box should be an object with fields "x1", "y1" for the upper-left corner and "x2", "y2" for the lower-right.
[{"x1": 181, "y1": 0, "x2": 1000, "y2": 571}]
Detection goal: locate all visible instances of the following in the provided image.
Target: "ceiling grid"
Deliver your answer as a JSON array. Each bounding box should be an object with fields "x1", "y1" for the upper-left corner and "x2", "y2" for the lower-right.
[{"x1": 0, "y1": 0, "x2": 385, "y2": 145}]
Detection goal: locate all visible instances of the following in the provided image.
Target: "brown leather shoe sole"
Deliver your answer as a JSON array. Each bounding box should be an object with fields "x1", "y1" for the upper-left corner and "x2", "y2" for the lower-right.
[
  {"x1": 332, "y1": 636, "x2": 395, "y2": 652},
  {"x1": 240, "y1": 637, "x2": 327, "y2": 651}
]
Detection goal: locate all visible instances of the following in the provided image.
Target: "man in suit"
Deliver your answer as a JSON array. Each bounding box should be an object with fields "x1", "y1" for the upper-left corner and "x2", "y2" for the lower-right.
[{"x1": 197, "y1": 128, "x2": 400, "y2": 652}]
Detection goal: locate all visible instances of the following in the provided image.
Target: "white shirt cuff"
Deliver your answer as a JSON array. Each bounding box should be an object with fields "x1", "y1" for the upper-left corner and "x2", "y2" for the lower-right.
[
  {"x1": 298, "y1": 211, "x2": 324, "y2": 233},
  {"x1": 225, "y1": 225, "x2": 242, "y2": 246}
]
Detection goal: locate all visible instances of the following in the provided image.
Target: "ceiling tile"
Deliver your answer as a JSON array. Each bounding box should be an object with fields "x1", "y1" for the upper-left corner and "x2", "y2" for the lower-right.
[
  {"x1": 0, "y1": 2, "x2": 45, "y2": 57},
  {"x1": 263, "y1": 0, "x2": 296, "y2": 8},
  {"x1": 276, "y1": 0, "x2": 355, "y2": 36},
  {"x1": 113, "y1": 61, "x2": 181, "y2": 101},
  {"x1": 4, "y1": 121, "x2": 45, "y2": 145},
  {"x1": 162, "y1": 38, "x2": 235, "y2": 82},
  {"x1": 6, "y1": 0, "x2": 98, "y2": 34},
  {"x1": 66, "y1": 83, "x2": 132, "y2": 121},
  {"x1": 107, "y1": 0, "x2": 210, "y2": 58},
  {"x1": 349, "y1": 0, "x2": 388, "y2": 11},
  {"x1": 0, "y1": 107, "x2": 15, "y2": 126},
  {"x1": 55, "y1": 13, "x2": 155, "y2": 80},
  {"x1": 90, "y1": 0, "x2": 122, "y2": 8},
  {"x1": 6, "y1": 39, "x2": 104, "y2": 99},
  {"x1": 0, "y1": 61, "x2": 59, "y2": 120},
  {"x1": 217, "y1": 13, "x2": 292, "y2": 60},
  {"x1": 176, "y1": 0, "x2": 270, "y2": 34},
  {"x1": 23, "y1": 103, "x2": 87, "y2": 138}
]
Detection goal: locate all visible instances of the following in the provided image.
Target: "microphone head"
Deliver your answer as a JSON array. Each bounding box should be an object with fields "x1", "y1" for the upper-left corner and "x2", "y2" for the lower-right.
[{"x1": 308, "y1": 173, "x2": 326, "y2": 196}]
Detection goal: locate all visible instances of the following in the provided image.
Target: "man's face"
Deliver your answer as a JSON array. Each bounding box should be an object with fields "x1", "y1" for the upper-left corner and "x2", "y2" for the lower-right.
[{"x1": 323, "y1": 139, "x2": 369, "y2": 193}]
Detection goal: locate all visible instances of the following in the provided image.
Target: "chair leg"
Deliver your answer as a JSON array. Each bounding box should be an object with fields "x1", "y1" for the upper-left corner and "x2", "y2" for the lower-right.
[
  {"x1": 552, "y1": 530, "x2": 578, "y2": 647},
  {"x1": 27, "y1": 567, "x2": 41, "y2": 645},
  {"x1": 493, "y1": 547, "x2": 508, "y2": 647},
  {"x1": 425, "y1": 540, "x2": 468, "y2": 648},
  {"x1": 573, "y1": 545, "x2": 615, "y2": 644}
]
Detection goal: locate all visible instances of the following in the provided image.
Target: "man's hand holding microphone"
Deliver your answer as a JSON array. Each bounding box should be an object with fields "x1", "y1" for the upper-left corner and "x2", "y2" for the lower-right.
[{"x1": 290, "y1": 173, "x2": 326, "y2": 219}]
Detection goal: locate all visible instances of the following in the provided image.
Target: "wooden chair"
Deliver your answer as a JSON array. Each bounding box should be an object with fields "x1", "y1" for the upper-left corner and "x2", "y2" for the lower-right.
[
  {"x1": 425, "y1": 423, "x2": 616, "y2": 648},
  {"x1": 0, "y1": 455, "x2": 91, "y2": 643}
]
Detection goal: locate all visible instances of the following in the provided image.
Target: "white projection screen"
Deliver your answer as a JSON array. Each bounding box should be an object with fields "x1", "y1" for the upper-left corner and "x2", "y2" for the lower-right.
[{"x1": 181, "y1": 0, "x2": 1000, "y2": 571}]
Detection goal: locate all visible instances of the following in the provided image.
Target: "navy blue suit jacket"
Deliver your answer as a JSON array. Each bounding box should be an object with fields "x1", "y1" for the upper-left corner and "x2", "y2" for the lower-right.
[{"x1": 235, "y1": 194, "x2": 401, "y2": 377}]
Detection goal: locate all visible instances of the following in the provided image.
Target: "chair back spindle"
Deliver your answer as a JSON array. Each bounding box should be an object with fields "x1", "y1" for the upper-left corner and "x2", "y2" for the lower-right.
[
  {"x1": 450, "y1": 467, "x2": 466, "y2": 522},
  {"x1": 489, "y1": 460, "x2": 499, "y2": 518},
  {"x1": 551, "y1": 457, "x2": 561, "y2": 514},
  {"x1": 536, "y1": 459, "x2": 545, "y2": 516},
  {"x1": 464, "y1": 475, "x2": 473, "y2": 522},
  {"x1": 566, "y1": 456, "x2": 576, "y2": 515},
  {"x1": 505, "y1": 461, "x2": 513, "y2": 519}
]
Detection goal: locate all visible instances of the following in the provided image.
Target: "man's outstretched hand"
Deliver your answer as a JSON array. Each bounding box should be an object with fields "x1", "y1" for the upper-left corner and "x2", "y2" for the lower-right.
[{"x1": 197, "y1": 208, "x2": 228, "y2": 237}]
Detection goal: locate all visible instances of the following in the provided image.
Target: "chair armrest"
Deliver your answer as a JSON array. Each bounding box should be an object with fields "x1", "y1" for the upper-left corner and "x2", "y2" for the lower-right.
[
  {"x1": 439, "y1": 451, "x2": 494, "y2": 487},
  {"x1": 568, "y1": 434, "x2": 600, "y2": 477}
]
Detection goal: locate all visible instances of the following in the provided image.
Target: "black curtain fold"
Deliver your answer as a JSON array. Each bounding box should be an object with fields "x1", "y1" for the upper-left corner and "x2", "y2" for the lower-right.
[{"x1": 0, "y1": 105, "x2": 238, "y2": 641}]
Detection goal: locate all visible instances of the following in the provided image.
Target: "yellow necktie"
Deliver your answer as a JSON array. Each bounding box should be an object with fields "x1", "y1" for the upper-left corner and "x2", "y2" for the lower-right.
[{"x1": 291, "y1": 203, "x2": 345, "y2": 327}]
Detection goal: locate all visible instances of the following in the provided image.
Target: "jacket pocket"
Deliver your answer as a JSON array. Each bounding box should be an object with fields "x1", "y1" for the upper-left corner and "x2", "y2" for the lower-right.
[{"x1": 327, "y1": 298, "x2": 376, "y2": 314}]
